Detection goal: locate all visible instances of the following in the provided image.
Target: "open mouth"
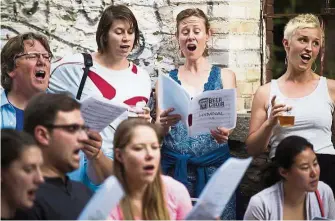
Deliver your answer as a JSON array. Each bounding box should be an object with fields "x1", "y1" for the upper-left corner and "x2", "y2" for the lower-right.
[
  {"x1": 300, "y1": 54, "x2": 311, "y2": 63},
  {"x1": 27, "y1": 189, "x2": 36, "y2": 199},
  {"x1": 187, "y1": 44, "x2": 197, "y2": 51},
  {"x1": 35, "y1": 70, "x2": 46, "y2": 80},
  {"x1": 120, "y1": 45, "x2": 130, "y2": 49},
  {"x1": 143, "y1": 165, "x2": 155, "y2": 171},
  {"x1": 74, "y1": 149, "x2": 80, "y2": 155}
]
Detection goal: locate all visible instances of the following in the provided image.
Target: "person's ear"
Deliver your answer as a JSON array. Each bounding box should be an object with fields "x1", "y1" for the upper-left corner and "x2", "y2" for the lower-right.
[
  {"x1": 7, "y1": 70, "x2": 16, "y2": 79},
  {"x1": 34, "y1": 125, "x2": 51, "y2": 147},
  {"x1": 282, "y1": 38, "x2": 290, "y2": 54},
  {"x1": 115, "y1": 148, "x2": 123, "y2": 163},
  {"x1": 207, "y1": 28, "x2": 213, "y2": 41},
  {"x1": 279, "y1": 167, "x2": 289, "y2": 180}
]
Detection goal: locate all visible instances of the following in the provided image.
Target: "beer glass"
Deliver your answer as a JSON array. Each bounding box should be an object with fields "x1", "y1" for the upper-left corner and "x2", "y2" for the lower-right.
[{"x1": 277, "y1": 99, "x2": 295, "y2": 127}]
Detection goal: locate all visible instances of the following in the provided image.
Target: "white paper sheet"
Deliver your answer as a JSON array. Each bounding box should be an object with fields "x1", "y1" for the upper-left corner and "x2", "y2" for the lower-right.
[
  {"x1": 77, "y1": 176, "x2": 124, "y2": 220},
  {"x1": 158, "y1": 73, "x2": 191, "y2": 124},
  {"x1": 186, "y1": 157, "x2": 252, "y2": 220},
  {"x1": 80, "y1": 96, "x2": 128, "y2": 132},
  {"x1": 158, "y1": 73, "x2": 237, "y2": 136},
  {"x1": 188, "y1": 88, "x2": 237, "y2": 136}
]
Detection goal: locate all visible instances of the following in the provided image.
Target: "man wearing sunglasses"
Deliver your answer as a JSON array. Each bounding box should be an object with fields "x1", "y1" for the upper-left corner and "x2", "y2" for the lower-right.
[
  {"x1": 14, "y1": 93, "x2": 93, "y2": 220},
  {"x1": 1, "y1": 32, "x2": 52, "y2": 130}
]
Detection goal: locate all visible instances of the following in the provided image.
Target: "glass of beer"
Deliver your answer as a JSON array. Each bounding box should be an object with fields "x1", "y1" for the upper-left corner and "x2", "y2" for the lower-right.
[{"x1": 278, "y1": 105, "x2": 295, "y2": 127}]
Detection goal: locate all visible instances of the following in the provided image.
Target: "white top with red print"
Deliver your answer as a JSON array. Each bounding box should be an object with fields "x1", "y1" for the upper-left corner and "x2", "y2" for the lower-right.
[{"x1": 48, "y1": 53, "x2": 152, "y2": 158}]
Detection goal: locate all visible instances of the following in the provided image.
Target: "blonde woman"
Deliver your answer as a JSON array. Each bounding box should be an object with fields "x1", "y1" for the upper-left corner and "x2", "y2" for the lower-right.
[
  {"x1": 246, "y1": 14, "x2": 335, "y2": 194},
  {"x1": 109, "y1": 118, "x2": 192, "y2": 220}
]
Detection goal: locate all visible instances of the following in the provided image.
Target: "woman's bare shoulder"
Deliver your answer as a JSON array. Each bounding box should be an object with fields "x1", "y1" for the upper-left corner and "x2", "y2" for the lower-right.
[
  {"x1": 326, "y1": 78, "x2": 335, "y2": 102},
  {"x1": 253, "y1": 82, "x2": 272, "y2": 110},
  {"x1": 220, "y1": 68, "x2": 236, "y2": 89},
  {"x1": 220, "y1": 68, "x2": 236, "y2": 78}
]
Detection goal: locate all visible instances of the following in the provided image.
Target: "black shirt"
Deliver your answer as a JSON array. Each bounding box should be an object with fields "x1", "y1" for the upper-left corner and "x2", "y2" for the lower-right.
[{"x1": 14, "y1": 176, "x2": 93, "y2": 220}]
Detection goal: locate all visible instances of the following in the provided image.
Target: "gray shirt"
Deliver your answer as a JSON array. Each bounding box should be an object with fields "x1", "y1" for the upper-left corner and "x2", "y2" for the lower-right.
[{"x1": 244, "y1": 181, "x2": 335, "y2": 220}]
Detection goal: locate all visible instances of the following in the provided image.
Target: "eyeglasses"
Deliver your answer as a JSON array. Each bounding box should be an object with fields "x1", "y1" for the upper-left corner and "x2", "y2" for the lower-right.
[
  {"x1": 44, "y1": 124, "x2": 90, "y2": 134},
  {"x1": 14, "y1": 52, "x2": 53, "y2": 62}
]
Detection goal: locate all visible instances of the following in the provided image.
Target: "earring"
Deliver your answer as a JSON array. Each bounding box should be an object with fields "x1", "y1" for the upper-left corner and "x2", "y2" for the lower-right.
[
  {"x1": 179, "y1": 45, "x2": 184, "y2": 58},
  {"x1": 285, "y1": 57, "x2": 288, "y2": 65},
  {"x1": 204, "y1": 43, "x2": 209, "y2": 56}
]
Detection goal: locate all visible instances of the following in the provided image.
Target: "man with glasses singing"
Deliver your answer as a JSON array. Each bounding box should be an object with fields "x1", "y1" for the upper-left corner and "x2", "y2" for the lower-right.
[
  {"x1": 14, "y1": 93, "x2": 93, "y2": 220},
  {"x1": 1, "y1": 32, "x2": 52, "y2": 130}
]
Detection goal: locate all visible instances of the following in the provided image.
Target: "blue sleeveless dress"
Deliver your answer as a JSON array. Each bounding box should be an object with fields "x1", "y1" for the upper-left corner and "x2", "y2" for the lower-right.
[{"x1": 161, "y1": 66, "x2": 236, "y2": 219}]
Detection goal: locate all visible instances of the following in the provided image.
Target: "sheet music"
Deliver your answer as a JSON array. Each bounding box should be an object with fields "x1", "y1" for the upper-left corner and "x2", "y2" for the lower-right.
[
  {"x1": 188, "y1": 88, "x2": 237, "y2": 136},
  {"x1": 81, "y1": 96, "x2": 128, "y2": 132},
  {"x1": 157, "y1": 73, "x2": 191, "y2": 124},
  {"x1": 186, "y1": 157, "x2": 252, "y2": 220},
  {"x1": 77, "y1": 176, "x2": 124, "y2": 220}
]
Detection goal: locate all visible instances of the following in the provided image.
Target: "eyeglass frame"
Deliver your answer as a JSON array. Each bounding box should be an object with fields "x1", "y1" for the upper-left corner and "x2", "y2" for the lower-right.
[
  {"x1": 14, "y1": 52, "x2": 53, "y2": 63},
  {"x1": 43, "y1": 124, "x2": 90, "y2": 134}
]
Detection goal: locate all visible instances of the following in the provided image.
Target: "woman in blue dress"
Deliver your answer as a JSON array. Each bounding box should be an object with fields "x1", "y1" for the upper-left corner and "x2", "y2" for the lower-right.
[{"x1": 155, "y1": 8, "x2": 237, "y2": 219}]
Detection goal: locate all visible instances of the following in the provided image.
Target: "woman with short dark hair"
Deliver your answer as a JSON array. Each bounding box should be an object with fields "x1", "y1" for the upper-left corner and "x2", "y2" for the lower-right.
[{"x1": 48, "y1": 5, "x2": 152, "y2": 191}]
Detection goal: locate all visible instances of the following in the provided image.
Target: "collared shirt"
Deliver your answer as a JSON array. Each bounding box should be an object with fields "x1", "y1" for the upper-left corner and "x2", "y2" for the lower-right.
[
  {"x1": 0, "y1": 89, "x2": 16, "y2": 129},
  {"x1": 13, "y1": 105, "x2": 24, "y2": 131},
  {"x1": 14, "y1": 176, "x2": 93, "y2": 220}
]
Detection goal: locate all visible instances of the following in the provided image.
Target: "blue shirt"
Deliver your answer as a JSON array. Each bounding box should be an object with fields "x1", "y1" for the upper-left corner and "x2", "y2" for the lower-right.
[
  {"x1": 1, "y1": 89, "x2": 99, "y2": 191},
  {"x1": 1, "y1": 89, "x2": 17, "y2": 129},
  {"x1": 13, "y1": 105, "x2": 24, "y2": 131},
  {"x1": 67, "y1": 151, "x2": 100, "y2": 192}
]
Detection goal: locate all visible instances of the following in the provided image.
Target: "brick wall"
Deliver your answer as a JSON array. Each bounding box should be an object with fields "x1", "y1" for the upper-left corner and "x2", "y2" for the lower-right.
[
  {"x1": 1, "y1": 1, "x2": 265, "y2": 217},
  {"x1": 1, "y1": 0, "x2": 261, "y2": 137}
]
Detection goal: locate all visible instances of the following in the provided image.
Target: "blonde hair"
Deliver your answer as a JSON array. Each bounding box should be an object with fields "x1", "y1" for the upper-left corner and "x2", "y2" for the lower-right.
[
  {"x1": 284, "y1": 14, "x2": 324, "y2": 44},
  {"x1": 113, "y1": 118, "x2": 170, "y2": 220}
]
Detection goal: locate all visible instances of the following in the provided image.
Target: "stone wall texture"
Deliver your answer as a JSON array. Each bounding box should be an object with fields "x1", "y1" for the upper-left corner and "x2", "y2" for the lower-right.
[{"x1": 1, "y1": 0, "x2": 262, "y2": 115}]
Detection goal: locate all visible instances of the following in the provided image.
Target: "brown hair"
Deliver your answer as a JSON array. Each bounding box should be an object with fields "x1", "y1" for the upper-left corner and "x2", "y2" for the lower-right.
[
  {"x1": 1, "y1": 129, "x2": 37, "y2": 169},
  {"x1": 1, "y1": 32, "x2": 52, "y2": 91},
  {"x1": 96, "y1": 5, "x2": 140, "y2": 54},
  {"x1": 113, "y1": 118, "x2": 170, "y2": 220},
  {"x1": 24, "y1": 93, "x2": 81, "y2": 136},
  {"x1": 176, "y1": 8, "x2": 211, "y2": 57}
]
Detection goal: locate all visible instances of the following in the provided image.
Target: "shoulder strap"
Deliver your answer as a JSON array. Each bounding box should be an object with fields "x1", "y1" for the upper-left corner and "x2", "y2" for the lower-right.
[
  {"x1": 76, "y1": 53, "x2": 93, "y2": 100},
  {"x1": 315, "y1": 189, "x2": 325, "y2": 218}
]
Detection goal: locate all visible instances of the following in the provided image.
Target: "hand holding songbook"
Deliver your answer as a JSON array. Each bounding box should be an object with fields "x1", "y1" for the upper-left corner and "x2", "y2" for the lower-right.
[
  {"x1": 210, "y1": 127, "x2": 230, "y2": 144},
  {"x1": 158, "y1": 73, "x2": 237, "y2": 136},
  {"x1": 159, "y1": 107, "x2": 182, "y2": 128}
]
